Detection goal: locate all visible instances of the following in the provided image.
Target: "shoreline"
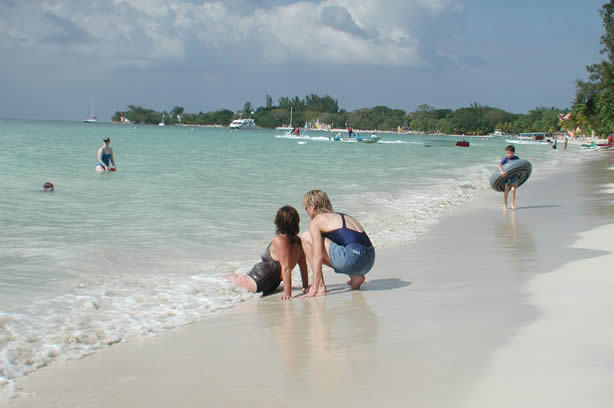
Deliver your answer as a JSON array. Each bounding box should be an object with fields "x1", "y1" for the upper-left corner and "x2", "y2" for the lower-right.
[{"x1": 6, "y1": 151, "x2": 614, "y2": 406}]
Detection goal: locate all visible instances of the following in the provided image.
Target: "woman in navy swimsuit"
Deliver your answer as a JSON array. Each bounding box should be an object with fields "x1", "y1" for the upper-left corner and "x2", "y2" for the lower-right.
[{"x1": 301, "y1": 190, "x2": 375, "y2": 297}]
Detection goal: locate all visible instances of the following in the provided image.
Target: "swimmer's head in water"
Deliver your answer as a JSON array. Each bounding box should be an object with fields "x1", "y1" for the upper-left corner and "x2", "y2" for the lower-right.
[
  {"x1": 103, "y1": 137, "x2": 110, "y2": 144},
  {"x1": 302, "y1": 189, "x2": 333, "y2": 215},
  {"x1": 43, "y1": 182, "x2": 54, "y2": 192}
]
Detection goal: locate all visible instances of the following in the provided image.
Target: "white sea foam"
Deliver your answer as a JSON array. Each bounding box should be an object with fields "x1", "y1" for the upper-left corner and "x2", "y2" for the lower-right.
[
  {"x1": 378, "y1": 140, "x2": 421, "y2": 144},
  {"x1": 349, "y1": 163, "x2": 493, "y2": 247},
  {"x1": 274, "y1": 134, "x2": 331, "y2": 141},
  {"x1": 0, "y1": 262, "x2": 258, "y2": 404}
]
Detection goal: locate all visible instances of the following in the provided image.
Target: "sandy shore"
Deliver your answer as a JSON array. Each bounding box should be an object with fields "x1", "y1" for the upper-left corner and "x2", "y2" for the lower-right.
[{"x1": 8, "y1": 152, "x2": 614, "y2": 408}]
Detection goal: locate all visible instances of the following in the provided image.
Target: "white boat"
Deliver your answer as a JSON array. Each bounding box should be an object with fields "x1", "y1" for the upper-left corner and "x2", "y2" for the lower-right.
[
  {"x1": 158, "y1": 122, "x2": 165, "y2": 127},
  {"x1": 83, "y1": 102, "x2": 97, "y2": 123},
  {"x1": 229, "y1": 118, "x2": 257, "y2": 129},
  {"x1": 505, "y1": 138, "x2": 550, "y2": 145},
  {"x1": 332, "y1": 133, "x2": 381, "y2": 144},
  {"x1": 489, "y1": 130, "x2": 506, "y2": 137}
]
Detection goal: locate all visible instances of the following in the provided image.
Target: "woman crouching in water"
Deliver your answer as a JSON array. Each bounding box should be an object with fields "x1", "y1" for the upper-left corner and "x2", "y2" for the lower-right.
[
  {"x1": 230, "y1": 205, "x2": 309, "y2": 300},
  {"x1": 301, "y1": 190, "x2": 375, "y2": 297}
]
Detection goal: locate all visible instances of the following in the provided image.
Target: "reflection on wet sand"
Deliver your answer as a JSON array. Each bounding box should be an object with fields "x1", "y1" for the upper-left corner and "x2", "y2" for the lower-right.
[
  {"x1": 496, "y1": 208, "x2": 537, "y2": 273},
  {"x1": 243, "y1": 293, "x2": 379, "y2": 395}
]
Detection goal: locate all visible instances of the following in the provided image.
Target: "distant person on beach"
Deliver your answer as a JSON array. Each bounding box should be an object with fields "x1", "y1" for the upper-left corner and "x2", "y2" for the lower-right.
[
  {"x1": 96, "y1": 137, "x2": 116, "y2": 172},
  {"x1": 300, "y1": 190, "x2": 375, "y2": 297},
  {"x1": 498, "y1": 145, "x2": 520, "y2": 209},
  {"x1": 348, "y1": 127, "x2": 353, "y2": 138},
  {"x1": 552, "y1": 139, "x2": 557, "y2": 150},
  {"x1": 229, "y1": 206, "x2": 309, "y2": 300},
  {"x1": 564, "y1": 136, "x2": 568, "y2": 151},
  {"x1": 42, "y1": 182, "x2": 54, "y2": 192},
  {"x1": 608, "y1": 134, "x2": 613, "y2": 144}
]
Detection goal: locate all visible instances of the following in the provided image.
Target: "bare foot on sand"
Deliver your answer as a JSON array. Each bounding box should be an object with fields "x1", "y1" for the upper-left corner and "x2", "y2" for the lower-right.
[
  {"x1": 349, "y1": 275, "x2": 365, "y2": 290},
  {"x1": 305, "y1": 282, "x2": 326, "y2": 297}
]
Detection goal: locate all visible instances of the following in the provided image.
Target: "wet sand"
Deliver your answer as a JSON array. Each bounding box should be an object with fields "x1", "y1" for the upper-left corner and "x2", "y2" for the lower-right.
[{"x1": 8, "y1": 152, "x2": 614, "y2": 408}]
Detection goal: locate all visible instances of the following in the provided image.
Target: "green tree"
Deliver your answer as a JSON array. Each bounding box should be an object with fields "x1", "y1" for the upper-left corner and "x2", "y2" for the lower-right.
[
  {"x1": 571, "y1": 1, "x2": 614, "y2": 133},
  {"x1": 243, "y1": 101, "x2": 253, "y2": 117}
]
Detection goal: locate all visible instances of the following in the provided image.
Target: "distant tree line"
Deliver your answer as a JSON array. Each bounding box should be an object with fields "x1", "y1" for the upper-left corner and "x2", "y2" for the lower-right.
[
  {"x1": 112, "y1": 96, "x2": 567, "y2": 135},
  {"x1": 568, "y1": 0, "x2": 614, "y2": 135},
  {"x1": 112, "y1": 105, "x2": 234, "y2": 126}
]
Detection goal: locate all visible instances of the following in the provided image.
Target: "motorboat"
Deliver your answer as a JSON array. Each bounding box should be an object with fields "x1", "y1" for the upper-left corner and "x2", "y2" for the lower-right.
[{"x1": 229, "y1": 118, "x2": 257, "y2": 129}]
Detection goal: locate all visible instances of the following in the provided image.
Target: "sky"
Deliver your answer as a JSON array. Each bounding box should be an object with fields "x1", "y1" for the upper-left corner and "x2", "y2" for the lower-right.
[{"x1": 0, "y1": 0, "x2": 607, "y2": 121}]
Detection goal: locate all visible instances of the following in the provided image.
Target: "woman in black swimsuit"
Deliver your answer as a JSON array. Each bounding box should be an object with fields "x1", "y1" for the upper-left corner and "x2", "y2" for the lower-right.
[{"x1": 230, "y1": 206, "x2": 309, "y2": 300}]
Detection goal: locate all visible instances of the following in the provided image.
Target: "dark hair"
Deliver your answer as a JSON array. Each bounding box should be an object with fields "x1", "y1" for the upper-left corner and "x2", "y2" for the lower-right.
[
  {"x1": 505, "y1": 144, "x2": 515, "y2": 152},
  {"x1": 103, "y1": 137, "x2": 110, "y2": 143},
  {"x1": 275, "y1": 205, "x2": 301, "y2": 246}
]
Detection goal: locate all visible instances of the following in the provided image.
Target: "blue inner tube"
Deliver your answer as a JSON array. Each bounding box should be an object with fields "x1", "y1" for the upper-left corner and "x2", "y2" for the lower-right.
[{"x1": 490, "y1": 159, "x2": 532, "y2": 192}]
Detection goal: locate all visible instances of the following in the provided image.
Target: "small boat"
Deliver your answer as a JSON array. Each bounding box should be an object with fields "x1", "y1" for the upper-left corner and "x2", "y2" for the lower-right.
[
  {"x1": 332, "y1": 133, "x2": 380, "y2": 143},
  {"x1": 506, "y1": 132, "x2": 553, "y2": 145},
  {"x1": 456, "y1": 140, "x2": 470, "y2": 147},
  {"x1": 357, "y1": 134, "x2": 380, "y2": 144},
  {"x1": 229, "y1": 118, "x2": 257, "y2": 129},
  {"x1": 83, "y1": 101, "x2": 97, "y2": 123},
  {"x1": 505, "y1": 138, "x2": 551, "y2": 145},
  {"x1": 581, "y1": 142, "x2": 614, "y2": 148},
  {"x1": 581, "y1": 141, "x2": 614, "y2": 150}
]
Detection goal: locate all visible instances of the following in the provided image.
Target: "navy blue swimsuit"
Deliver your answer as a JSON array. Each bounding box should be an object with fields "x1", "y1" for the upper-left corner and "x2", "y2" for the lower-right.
[
  {"x1": 98, "y1": 152, "x2": 111, "y2": 167},
  {"x1": 323, "y1": 213, "x2": 372, "y2": 247}
]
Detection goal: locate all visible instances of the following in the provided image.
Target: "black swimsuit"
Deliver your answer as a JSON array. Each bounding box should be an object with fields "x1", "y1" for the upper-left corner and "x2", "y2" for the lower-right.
[{"x1": 247, "y1": 243, "x2": 281, "y2": 295}]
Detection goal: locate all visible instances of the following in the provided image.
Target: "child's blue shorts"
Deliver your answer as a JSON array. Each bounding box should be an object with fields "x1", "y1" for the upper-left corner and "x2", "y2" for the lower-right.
[{"x1": 505, "y1": 174, "x2": 520, "y2": 187}]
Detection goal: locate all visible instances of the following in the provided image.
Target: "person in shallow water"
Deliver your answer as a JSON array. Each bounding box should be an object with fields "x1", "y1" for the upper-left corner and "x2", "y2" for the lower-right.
[
  {"x1": 229, "y1": 205, "x2": 309, "y2": 300},
  {"x1": 300, "y1": 189, "x2": 375, "y2": 297},
  {"x1": 96, "y1": 137, "x2": 117, "y2": 172},
  {"x1": 42, "y1": 182, "x2": 54, "y2": 192}
]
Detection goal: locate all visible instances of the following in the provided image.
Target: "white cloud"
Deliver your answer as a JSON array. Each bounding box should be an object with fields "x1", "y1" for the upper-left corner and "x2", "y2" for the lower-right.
[{"x1": 0, "y1": 0, "x2": 465, "y2": 70}]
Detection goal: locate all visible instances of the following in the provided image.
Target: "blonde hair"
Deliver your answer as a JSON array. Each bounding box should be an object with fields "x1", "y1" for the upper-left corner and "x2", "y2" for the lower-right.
[{"x1": 302, "y1": 190, "x2": 333, "y2": 214}]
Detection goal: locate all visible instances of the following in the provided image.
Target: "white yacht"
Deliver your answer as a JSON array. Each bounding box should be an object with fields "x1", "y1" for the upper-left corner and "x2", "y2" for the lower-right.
[
  {"x1": 83, "y1": 102, "x2": 97, "y2": 123},
  {"x1": 229, "y1": 118, "x2": 257, "y2": 129}
]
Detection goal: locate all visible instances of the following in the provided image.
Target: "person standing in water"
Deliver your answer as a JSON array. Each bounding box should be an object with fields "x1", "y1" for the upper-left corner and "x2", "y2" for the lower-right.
[{"x1": 96, "y1": 137, "x2": 116, "y2": 172}]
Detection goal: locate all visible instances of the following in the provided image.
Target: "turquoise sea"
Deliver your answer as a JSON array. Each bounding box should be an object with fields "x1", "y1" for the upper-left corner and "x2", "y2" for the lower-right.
[{"x1": 0, "y1": 119, "x2": 574, "y2": 402}]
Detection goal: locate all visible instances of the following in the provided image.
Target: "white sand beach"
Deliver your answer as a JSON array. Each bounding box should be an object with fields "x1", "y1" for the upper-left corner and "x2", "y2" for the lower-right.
[{"x1": 7, "y1": 153, "x2": 614, "y2": 408}]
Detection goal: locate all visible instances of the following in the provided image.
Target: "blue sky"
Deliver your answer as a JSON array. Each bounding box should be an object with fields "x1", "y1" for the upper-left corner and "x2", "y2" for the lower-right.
[{"x1": 0, "y1": 0, "x2": 606, "y2": 121}]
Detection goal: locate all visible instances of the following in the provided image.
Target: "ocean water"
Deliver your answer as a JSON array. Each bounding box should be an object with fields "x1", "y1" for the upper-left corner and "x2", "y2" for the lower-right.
[{"x1": 0, "y1": 120, "x2": 577, "y2": 402}]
